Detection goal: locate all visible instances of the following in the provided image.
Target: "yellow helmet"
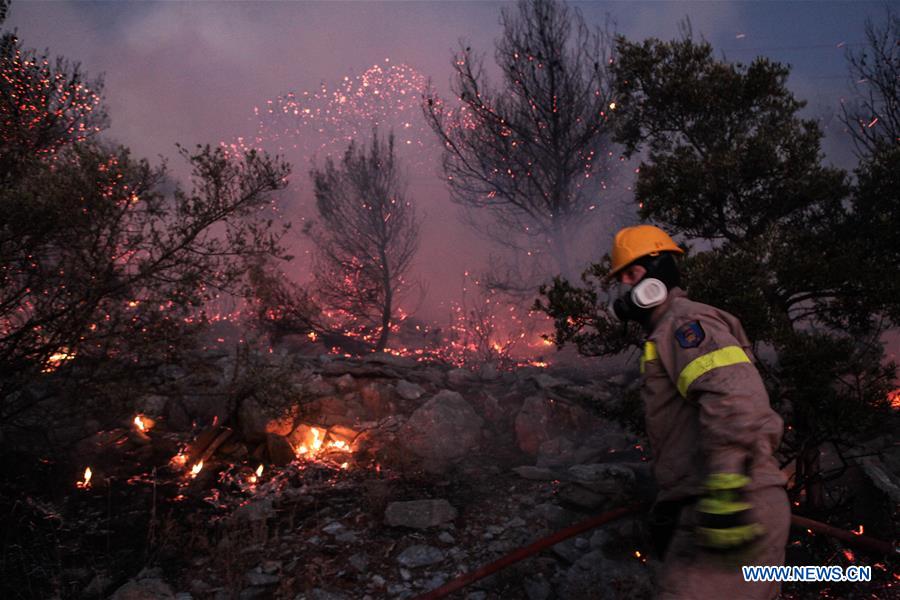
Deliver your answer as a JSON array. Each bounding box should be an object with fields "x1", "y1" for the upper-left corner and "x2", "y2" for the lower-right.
[{"x1": 609, "y1": 225, "x2": 683, "y2": 277}]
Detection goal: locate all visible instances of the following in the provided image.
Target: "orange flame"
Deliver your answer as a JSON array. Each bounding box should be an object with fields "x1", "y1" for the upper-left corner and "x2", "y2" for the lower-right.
[
  {"x1": 43, "y1": 348, "x2": 75, "y2": 373},
  {"x1": 134, "y1": 415, "x2": 147, "y2": 432},
  {"x1": 248, "y1": 464, "x2": 264, "y2": 484},
  {"x1": 190, "y1": 461, "x2": 203, "y2": 478},
  {"x1": 170, "y1": 452, "x2": 187, "y2": 468},
  {"x1": 77, "y1": 467, "x2": 92, "y2": 489},
  {"x1": 888, "y1": 388, "x2": 900, "y2": 410},
  {"x1": 311, "y1": 428, "x2": 323, "y2": 452},
  {"x1": 294, "y1": 426, "x2": 352, "y2": 460}
]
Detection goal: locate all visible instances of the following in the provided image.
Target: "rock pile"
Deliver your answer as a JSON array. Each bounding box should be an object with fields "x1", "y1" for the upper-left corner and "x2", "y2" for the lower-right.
[{"x1": 91, "y1": 350, "x2": 660, "y2": 599}]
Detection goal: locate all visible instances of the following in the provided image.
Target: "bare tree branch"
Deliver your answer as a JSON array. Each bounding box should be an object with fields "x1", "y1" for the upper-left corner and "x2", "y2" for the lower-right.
[
  {"x1": 308, "y1": 131, "x2": 420, "y2": 352},
  {"x1": 423, "y1": 0, "x2": 618, "y2": 280},
  {"x1": 840, "y1": 7, "x2": 900, "y2": 157}
]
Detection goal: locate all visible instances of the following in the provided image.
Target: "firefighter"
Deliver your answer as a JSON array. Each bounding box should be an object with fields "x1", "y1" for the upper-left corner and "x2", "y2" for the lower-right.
[{"x1": 609, "y1": 225, "x2": 789, "y2": 599}]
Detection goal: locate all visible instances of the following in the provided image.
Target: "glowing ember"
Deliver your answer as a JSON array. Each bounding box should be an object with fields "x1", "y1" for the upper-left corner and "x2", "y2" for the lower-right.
[
  {"x1": 340, "y1": 462, "x2": 349, "y2": 470},
  {"x1": 294, "y1": 426, "x2": 352, "y2": 460},
  {"x1": 229, "y1": 61, "x2": 433, "y2": 172},
  {"x1": 311, "y1": 428, "x2": 323, "y2": 452},
  {"x1": 76, "y1": 467, "x2": 92, "y2": 489},
  {"x1": 248, "y1": 464, "x2": 264, "y2": 484},
  {"x1": 133, "y1": 415, "x2": 147, "y2": 432},
  {"x1": 888, "y1": 388, "x2": 900, "y2": 410},
  {"x1": 307, "y1": 331, "x2": 318, "y2": 342},
  {"x1": 853, "y1": 524, "x2": 864, "y2": 535},
  {"x1": 170, "y1": 452, "x2": 188, "y2": 468},
  {"x1": 43, "y1": 348, "x2": 75, "y2": 373},
  {"x1": 190, "y1": 461, "x2": 203, "y2": 478},
  {"x1": 842, "y1": 549, "x2": 855, "y2": 562}
]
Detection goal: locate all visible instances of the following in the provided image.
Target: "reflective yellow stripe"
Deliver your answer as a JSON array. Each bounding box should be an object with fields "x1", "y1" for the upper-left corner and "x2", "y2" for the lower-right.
[
  {"x1": 639, "y1": 341, "x2": 658, "y2": 374},
  {"x1": 677, "y1": 346, "x2": 751, "y2": 397}
]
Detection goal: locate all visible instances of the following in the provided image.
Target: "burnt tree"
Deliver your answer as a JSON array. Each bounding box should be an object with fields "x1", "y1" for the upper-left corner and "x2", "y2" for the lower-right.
[
  {"x1": 423, "y1": 0, "x2": 617, "y2": 283},
  {"x1": 0, "y1": 22, "x2": 292, "y2": 432},
  {"x1": 308, "y1": 132, "x2": 419, "y2": 353},
  {"x1": 840, "y1": 7, "x2": 899, "y2": 157}
]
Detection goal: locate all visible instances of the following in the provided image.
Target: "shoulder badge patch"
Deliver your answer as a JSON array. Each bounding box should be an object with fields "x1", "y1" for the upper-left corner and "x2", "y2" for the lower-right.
[{"x1": 675, "y1": 320, "x2": 705, "y2": 349}]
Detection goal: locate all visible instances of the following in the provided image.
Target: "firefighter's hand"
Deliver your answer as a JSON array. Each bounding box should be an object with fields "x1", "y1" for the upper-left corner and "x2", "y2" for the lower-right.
[{"x1": 695, "y1": 473, "x2": 763, "y2": 552}]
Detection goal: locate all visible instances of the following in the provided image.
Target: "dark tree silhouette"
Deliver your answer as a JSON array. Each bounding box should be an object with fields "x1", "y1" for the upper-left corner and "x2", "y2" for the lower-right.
[
  {"x1": 308, "y1": 132, "x2": 419, "y2": 353},
  {"x1": 0, "y1": 21, "x2": 292, "y2": 428},
  {"x1": 840, "y1": 8, "x2": 899, "y2": 157},
  {"x1": 0, "y1": 29, "x2": 108, "y2": 184},
  {"x1": 424, "y1": 0, "x2": 617, "y2": 283},
  {"x1": 537, "y1": 30, "x2": 898, "y2": 513}
]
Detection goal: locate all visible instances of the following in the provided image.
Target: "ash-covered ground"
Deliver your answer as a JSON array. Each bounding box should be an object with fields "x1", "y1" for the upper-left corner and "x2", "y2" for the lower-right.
[{"x1": 1, "y1": 347, "x2": 896, "y2": 600}]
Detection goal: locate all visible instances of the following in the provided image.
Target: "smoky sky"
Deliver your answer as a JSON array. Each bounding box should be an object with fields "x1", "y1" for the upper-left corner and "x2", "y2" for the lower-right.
[{"x1": 5, "y1": 0, "x2": 891, "y2": 320}]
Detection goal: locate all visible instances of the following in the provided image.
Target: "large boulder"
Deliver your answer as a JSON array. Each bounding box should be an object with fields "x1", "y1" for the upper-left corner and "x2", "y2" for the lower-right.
[
  {"x1": 334, "y1": 373, "x2": 356, "y2": 392},
  {"x1": 536, "y1": 436, "x2": 577, "y2": 467},
  {"x1": 304, "y1": 375, "x2": 336, "y2": 396},
  {"x1": 515, "y1": 396, "x2": 565, "y2": 455},
  {"x1": 307, "y1": 394, "x2": 361, "y2": 427},
  {"x1": 400, "y1": 390, "x2": 483, "y2": 464},
  {"x1": 395, "y1": 380, "x2": 425, "y2": 401},
  {"x1": 238, "y1": 398, "x2": 299, "y2": 443},
  {"x1": 360, "y1": 382, "x2": 397, "y2": 418},
  {"x1": 447, "y1": 368, "x2": 476, "y2": 387}
]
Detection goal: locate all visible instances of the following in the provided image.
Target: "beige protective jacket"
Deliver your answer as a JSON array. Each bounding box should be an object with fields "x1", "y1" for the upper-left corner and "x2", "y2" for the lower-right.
[{"x1": 640, "y1": 288, "x2": 787, "y2": 502}]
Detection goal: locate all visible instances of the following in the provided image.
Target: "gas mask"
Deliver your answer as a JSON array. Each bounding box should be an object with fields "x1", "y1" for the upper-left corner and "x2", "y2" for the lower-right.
[
  {"x1": 613, "y1": 277, "x2": 668, "y2": 319},
  {"x1": 611, "y1": 253, "x2": 681, "y2": 329}
]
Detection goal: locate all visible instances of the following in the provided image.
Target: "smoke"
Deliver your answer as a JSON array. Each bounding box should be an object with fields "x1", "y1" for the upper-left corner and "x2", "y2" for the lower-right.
[{"x1": 5, "y1": 0, "x2": 883, "y2": 325}]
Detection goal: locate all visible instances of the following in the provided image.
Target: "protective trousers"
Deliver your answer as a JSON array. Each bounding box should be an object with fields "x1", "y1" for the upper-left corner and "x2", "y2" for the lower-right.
[{"x1": 657, "y1": 485, "x2": 790, "y2": 600}]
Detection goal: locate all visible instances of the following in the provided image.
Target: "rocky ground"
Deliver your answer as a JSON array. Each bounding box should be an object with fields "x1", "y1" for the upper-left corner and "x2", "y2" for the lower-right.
[{"x1": 1, "y1": 350, "x2": 896, "y2": 599}]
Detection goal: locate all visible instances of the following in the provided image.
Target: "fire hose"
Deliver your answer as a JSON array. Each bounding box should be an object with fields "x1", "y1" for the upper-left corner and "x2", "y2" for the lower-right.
[{"x1": 413, "y1": 504, "x2": 897, "y2": 600}]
